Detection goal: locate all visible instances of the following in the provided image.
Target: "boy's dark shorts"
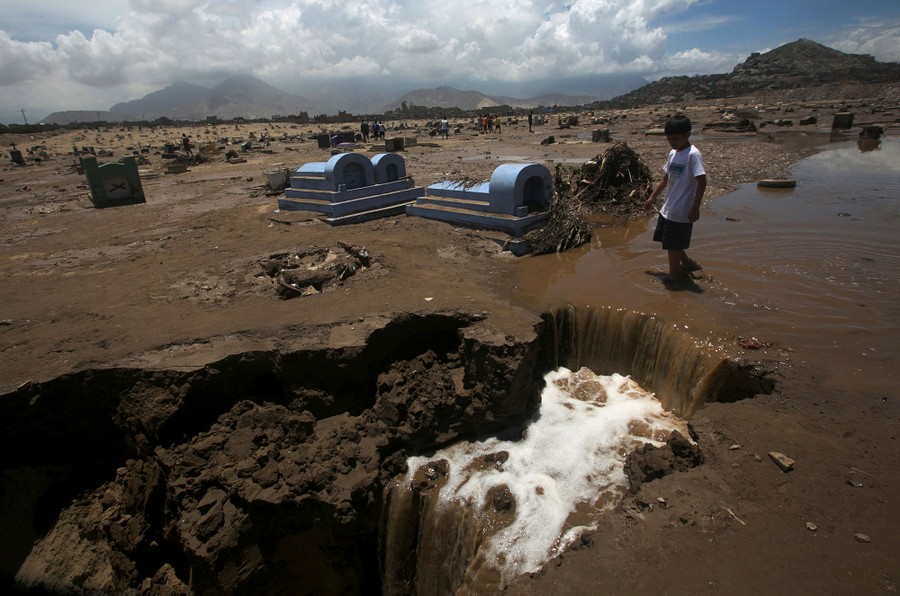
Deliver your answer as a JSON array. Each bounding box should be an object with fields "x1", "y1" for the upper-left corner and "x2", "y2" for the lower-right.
[{"x1": 653, "y1": 214, "x2": 693, "y2": 250}]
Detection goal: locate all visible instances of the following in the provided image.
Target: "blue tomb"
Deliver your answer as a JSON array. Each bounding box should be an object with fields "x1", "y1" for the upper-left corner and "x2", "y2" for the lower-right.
[
  {"x1": 278, "y1": 152, "x2": 422, "y2": 225},
  {"x1": 405, "y1": 163, "x2": 551, "y2": 236}
]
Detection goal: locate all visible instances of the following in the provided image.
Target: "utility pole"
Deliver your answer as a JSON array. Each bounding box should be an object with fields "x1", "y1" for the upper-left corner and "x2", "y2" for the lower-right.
[{"x1": 20, "y1": 108, "x2": 28, "y2": 125}]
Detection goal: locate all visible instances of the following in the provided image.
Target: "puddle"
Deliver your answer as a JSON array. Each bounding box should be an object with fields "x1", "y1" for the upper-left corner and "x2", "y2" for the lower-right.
[{"x1": 513, "y1": 137, "x2": 900, "y2": 396}]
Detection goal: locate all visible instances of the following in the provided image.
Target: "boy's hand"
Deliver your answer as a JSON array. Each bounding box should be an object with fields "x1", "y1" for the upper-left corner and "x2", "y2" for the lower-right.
[{"x1": 689, "y1": 205, "x2": 700, "y2": 222}]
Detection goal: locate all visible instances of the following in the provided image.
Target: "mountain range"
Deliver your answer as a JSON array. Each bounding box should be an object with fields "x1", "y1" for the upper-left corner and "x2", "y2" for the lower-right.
[
  {"x1": 40, "y1": 39, "x2": 899, "y2": 124},
  {"x1": 41, "y1": 77, "x2": 622, "y2": 124}
]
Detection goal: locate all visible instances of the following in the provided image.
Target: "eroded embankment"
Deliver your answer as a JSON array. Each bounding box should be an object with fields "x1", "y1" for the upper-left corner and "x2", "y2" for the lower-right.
[{"x1": 0, "y1": 308, "x2": 775, "y2": 594}]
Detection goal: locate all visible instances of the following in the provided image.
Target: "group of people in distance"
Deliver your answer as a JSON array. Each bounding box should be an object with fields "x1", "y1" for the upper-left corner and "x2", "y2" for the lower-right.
[
  {"x1": 435, "y1": 113, "x2": 508, "y2": 139},
  {"x1": 359, "y1": 120, "x2": 385, "y2": 142},
  {"x1": 478, "y1": 114, "x2": 501, "y2": 133}
]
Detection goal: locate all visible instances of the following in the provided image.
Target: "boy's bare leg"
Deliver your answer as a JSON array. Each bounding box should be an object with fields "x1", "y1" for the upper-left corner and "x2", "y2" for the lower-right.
[{"x1": 667, "y1": 250, "x2": 683, "y2": 279}]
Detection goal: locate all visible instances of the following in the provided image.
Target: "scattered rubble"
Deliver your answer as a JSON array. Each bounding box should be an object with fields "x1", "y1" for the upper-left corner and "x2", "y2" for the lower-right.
[{"x1": 258, "y1": 243, "x2": 374, "y2": 299}]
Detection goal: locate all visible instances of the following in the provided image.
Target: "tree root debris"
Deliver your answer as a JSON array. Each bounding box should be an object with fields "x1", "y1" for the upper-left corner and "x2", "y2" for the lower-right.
[{"x1": 525, "y1": 142, "x2": 654, "y2": 255}]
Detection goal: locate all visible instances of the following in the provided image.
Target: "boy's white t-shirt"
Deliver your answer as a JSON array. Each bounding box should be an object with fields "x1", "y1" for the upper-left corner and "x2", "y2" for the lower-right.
[{"x1": 659, "y1": 144, "x2": 705, "y2": 223}]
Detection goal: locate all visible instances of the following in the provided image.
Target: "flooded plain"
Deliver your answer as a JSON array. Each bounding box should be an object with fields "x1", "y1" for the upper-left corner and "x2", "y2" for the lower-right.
[{"x1": 514, "y1": 137, "x2": 900, "y2": 399}]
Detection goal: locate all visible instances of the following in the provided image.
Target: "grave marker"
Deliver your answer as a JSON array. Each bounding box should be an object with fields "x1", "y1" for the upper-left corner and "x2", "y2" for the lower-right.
[{"x1": 81, "y1": 155, "x2": 146, "y2": 208}]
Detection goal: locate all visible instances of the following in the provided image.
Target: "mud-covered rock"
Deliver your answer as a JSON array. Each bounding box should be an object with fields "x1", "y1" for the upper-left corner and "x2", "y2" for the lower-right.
[{"x1": 623, "y1": 431, "x2": 704, "y2": 492}]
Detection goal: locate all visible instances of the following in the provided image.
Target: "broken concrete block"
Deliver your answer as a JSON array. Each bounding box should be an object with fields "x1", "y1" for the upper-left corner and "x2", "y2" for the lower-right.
[{"x1": 768, "y1": 451, "x2": 794, "y2": 472}]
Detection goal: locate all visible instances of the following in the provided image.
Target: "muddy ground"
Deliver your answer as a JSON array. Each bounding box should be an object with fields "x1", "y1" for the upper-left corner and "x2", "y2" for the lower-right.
[{"x1": 1, "y1": 92, "x2": 898, "y2": 594}]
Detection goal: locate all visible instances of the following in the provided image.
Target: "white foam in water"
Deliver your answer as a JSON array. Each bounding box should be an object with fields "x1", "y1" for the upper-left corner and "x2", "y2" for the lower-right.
[{"x1": 405, "y1": 367, "x2": 690, "y2": 584}]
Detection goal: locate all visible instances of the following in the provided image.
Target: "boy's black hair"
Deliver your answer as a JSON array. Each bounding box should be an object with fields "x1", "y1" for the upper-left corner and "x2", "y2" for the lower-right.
[{"x1": 664, "y1": 114, "x2": 692, "y2": 135}]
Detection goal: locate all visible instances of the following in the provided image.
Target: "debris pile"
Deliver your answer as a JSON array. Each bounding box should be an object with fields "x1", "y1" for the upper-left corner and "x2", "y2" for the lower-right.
[
  {"x1": 525, "y1": 142, "x2": 654, "y2": 254},
  {"x1": 259, "y1": 243, "x2": 372, "y2": 299}
]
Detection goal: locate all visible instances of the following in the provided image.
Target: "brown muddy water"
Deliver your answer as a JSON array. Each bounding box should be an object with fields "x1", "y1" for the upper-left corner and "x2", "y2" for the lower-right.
[{"x1": 513, "y1": 137, "x2": 900, "y2": 400}]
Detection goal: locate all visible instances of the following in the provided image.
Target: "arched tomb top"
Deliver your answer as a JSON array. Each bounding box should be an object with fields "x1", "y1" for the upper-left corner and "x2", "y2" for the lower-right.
[
  {"x1": 324, "y1": 152, "x2": 376, "y2": 190},
  {"x1": 488, "y1": 163, "x2": 552, "y2": 215},
  {"x1": 371, "y1": 153, "x2": 407, "y2": 183}
]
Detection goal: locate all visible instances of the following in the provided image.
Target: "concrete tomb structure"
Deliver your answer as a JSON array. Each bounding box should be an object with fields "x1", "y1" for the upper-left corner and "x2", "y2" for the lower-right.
[
  {"x1": 406, "y1": 163, "x2": 552, "y2": 236},
  {"x1": 278, "y1": 152, "x2": 422, "y2": 225},
  {"x1": 81, "y1": 155, "x2": 146, "y2": 208}
]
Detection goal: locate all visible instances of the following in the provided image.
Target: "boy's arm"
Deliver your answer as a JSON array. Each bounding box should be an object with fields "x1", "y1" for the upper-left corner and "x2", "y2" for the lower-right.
[
  {"x1": 643, "y1": 174, "x2": 668, "y2": 209},
  {"x1": 688, "y1": 174, "x2": 706, "y2": 222}
]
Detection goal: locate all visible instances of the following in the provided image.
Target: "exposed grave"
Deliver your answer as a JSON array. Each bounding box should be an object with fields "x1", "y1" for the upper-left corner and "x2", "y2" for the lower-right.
[{"x1": 257, "y1": 243, "x2": 374, "y2": 299}]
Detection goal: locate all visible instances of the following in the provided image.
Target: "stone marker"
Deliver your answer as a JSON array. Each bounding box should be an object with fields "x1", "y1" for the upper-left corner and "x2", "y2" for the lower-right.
[
  {"x1": 81, "y1": 155, "x2": 146, "y2": 208},
  {"x1": 831, "y1": 112, "x2": 854, "y2": 130},
  {"x1": 384, "y1": 138, "x2": 404, "y2": 152},
  {"x1": 592, "y1": 129, "x2": 611, "y2": 142}
]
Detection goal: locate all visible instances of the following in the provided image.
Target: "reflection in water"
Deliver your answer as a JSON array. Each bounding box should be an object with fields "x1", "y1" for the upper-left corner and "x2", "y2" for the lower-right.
[{"x1": 513, "y1": 138, "x2": 900, "y2": 397}]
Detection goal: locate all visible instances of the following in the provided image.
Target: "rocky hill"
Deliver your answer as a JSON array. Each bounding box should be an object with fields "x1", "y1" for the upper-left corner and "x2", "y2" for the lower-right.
[{"x1": 602, "y1": 38, "x2": 900, "y2": 108}]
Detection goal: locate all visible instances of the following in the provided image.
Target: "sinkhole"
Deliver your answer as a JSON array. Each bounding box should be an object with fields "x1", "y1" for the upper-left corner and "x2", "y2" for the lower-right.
[{"x1": 1, "y1": 307, "x2": 775, "y2": 594}]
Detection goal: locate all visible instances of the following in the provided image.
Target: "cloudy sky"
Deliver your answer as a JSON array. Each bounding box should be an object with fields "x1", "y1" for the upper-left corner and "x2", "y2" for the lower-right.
[{"x1": 1, "y1": 0, "x2": 898, "y2": 122}]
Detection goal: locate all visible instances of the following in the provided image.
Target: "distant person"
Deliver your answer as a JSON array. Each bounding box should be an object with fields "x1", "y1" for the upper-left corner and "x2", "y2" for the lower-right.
[
  {"x1": 528, "y1": 111, "x2": 533, "y2": 132},
  {"x1": 495, "y1": 116, "x2": 501, "y2": 134},
  {"x1": 643, "y1": 114, "x2": 706, "y2": 288},
  {"x1": 361, "y1": 120, "x2": 370, "y2": 142},
  {"x1": 440, "y1": 117, "x2": 449, "y2": 139},
  {"x1": 181, "y1": 133, "x2": 192, "y2": 156}
]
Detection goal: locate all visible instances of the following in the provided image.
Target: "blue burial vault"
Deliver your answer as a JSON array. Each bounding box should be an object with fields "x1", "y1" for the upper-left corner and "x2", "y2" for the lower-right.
[
  {"x1": 277, "y1": 152, "x2": 422, "y2": 225},
  {"x1": 405, "y1": 163, "x2": 551, "y2": 236}
]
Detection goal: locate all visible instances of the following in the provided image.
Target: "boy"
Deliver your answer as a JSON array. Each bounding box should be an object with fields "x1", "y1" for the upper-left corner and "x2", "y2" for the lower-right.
[{"x1": 643, "y1": 114, "x2": 706, "y2": 287}]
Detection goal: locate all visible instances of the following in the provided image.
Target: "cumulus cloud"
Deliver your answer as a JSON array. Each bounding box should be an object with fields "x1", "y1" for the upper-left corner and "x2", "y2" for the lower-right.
[
  {"x1": 658, "y1": 47, "x2": 737, "y2": 78},
  {"x1": 0, "y1": 0, "x2": 897, "y2": 120},
  {"x1": 0, "y1": 32, "x2": 57, "y2": 85},
  {"x1": 831, "y1": 19, "x2": 900, "y2": 62}
]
